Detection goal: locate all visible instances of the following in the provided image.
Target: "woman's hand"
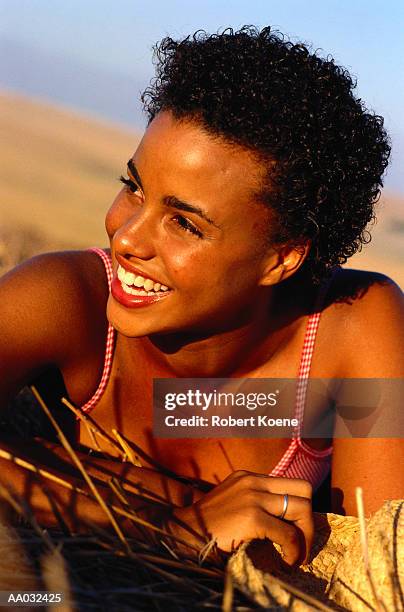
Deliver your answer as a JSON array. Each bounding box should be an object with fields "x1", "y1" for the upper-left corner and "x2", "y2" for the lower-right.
[{"x1": 169, "y1": 470, "x2": 314, "y2": 565}]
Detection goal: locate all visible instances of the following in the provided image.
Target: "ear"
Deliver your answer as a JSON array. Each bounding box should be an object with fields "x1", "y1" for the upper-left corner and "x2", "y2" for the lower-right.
[{"x1": 258, "y1": 242, "x2": 310, "y2": 286}]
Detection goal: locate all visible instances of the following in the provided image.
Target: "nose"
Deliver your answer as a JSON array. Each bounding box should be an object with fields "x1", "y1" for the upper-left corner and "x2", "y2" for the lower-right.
[{"x1": 112, "y1": 206, "x2": 157, "y2": 261}]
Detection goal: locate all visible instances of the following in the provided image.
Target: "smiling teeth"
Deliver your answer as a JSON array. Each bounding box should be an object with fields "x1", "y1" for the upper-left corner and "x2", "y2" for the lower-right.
[
  {"x1": 121, "y1": 284, "x2": 156, "y2": 296},
  {"x1": 143, "y1": 279, "x2": 154, "y2": 291},
  {"x1": 117, "y1": 265, "x2": 169, "y2": 293},
  {"x1": 134, "y1": 276, "x2": 145, "y2": 288}
]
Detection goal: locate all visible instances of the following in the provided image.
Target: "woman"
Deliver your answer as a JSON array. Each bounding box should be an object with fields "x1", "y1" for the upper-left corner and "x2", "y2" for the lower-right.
[{"x1": 0, "y1": 26, "x2": 403, "y2": 565}]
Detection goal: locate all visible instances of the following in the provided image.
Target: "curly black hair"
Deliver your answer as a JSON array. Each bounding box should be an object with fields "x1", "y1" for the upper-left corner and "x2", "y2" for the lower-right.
[{"x1": 141, "y1": 26, "x2": 391, "y2": 282}]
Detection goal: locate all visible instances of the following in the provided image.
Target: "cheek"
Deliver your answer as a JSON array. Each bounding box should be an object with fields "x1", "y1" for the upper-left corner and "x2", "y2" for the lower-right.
[
  {"x1": 212, "y1": 247, "x2": 267, "y2": 302},
  {"x1": 165, "y1": 245, "x2": 218, "y2": 287},
  {"x1": 104, "y1": 206, "x2": 116, "y2": 240},
  {"x1": 168, "y1": 246, "x2": 261, "y2": 300},
  {"x1": 105, "y1": 193, "x2": 133, "y2": 240},
  {"x1": 105, "y1": 192, "x2": 122, "y2": 239}
]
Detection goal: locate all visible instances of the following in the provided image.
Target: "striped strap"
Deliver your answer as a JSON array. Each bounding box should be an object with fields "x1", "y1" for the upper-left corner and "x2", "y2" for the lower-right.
[
  {"x1": 270, "y1": 270, "x2": 338, "y2": 475},
  {"x1": 294, "y1": 269, "x2": 338, "y2": 439},
  {"x1": 81, "y1": 248, "x2": 115, "y2": 414}
]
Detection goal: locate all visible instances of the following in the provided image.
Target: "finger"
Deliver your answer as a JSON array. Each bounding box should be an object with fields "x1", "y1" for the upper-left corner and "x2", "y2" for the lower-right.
[
  {"x1": 266, "y1": 477, "x2": 313, "y2": 500},
  {"x1": 259, "y1": 491, "x2": 314, "y2": 563},
  {"x1": 252, "y1": 510, "x2": 305, "y2": 566},
  {"x1": 229, "y1": 471, "x2": 313, "y2": 499}
]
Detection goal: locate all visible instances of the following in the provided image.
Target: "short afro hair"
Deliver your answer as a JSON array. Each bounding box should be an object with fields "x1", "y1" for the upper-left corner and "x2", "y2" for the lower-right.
[{"x1": 142, "y1": 26, "x2": 391, "y2": 283}]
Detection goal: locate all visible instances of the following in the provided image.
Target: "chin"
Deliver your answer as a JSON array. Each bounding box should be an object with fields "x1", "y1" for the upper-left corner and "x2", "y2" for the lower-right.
[
  {"x1": 106, "y1": 296, "x2": 177, "y2": 338},
  {"x1": 106, "y1": 298, "x2": 148, "y2": 337}
]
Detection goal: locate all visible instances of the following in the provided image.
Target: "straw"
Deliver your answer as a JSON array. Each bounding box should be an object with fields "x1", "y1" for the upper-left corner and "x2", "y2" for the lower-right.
[
  {"x1": 9, "y1": 385, "x2": 395, "y2": 610},
  {"x1": 222, "y1": 569, "x2": 234, "y2": 612},
  {"x1": 31, "y1": 385, "x2": 131, "y2": 552},
  {"x1": 61, "y1": 397, "x2": 124, "y2": 457},
  {"x1": 112, "y1": 428, "x2": 142, "y2": 466},
  {"x1": 355, "y1": 487, "x2": 387, "y2": 612}
]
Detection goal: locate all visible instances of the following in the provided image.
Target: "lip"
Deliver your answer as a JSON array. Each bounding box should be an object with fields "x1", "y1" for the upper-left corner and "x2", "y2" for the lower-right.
[
  {"x1": 111, "y1": 277, "x2": 171, "y2": 309},
  {"x1": 115, "y1": 254, "x2": 170, "y2": 288}
]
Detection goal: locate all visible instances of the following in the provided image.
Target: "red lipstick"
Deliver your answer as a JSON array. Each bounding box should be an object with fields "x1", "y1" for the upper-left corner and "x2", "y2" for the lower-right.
[{"x1": 111, "y1": 277, "x2": 171, "y2": 309}]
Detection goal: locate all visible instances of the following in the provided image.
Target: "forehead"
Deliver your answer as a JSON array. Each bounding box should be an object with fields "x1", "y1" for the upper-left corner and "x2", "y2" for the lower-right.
[{"x1": 134, "y1": 111, "x2": 268, "y2": 219}]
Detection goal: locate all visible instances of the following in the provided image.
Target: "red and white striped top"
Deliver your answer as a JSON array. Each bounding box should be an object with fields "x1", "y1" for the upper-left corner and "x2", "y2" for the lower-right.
[
  {"x1": 82, "y1": 247, "x2": 335, "y2": 490},
  {"x1": 81, "y1": 248, "x2": 115, "y2": 415},
  {"x1": 269, "y1": 277, "x2": 334, "y2": 488}
]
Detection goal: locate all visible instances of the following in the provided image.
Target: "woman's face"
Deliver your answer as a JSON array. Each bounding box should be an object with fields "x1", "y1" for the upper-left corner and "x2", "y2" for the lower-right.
[{"x1": 106, "y1": 111, "x2": 279, "y2": 338}]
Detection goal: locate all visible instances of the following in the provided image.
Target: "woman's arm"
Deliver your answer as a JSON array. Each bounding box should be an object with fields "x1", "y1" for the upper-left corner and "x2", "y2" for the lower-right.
[
  {"x1": 331, "y1": 273, "x2": 404, "y2": 515},
  {"x1": 0, "y1": 251, "x2": 108, "y2": 409},
  {"x1": 0, "y1": 442, "x2": 187, "y2": 539},
  {"x1": 0, "y1": 438, "x2": 314, "y2": 563},
  {"x1": 0, "y1": 436, "x2": 199, "y2": 506},
  {"x1": 332, "y1": 438, "x2": 403, "y2": 515}
]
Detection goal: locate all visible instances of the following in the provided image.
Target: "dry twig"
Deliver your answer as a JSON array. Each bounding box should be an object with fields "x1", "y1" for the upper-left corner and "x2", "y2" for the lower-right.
[{"x1": 355, "y1": 487, "x2": 387, "y2": 612}]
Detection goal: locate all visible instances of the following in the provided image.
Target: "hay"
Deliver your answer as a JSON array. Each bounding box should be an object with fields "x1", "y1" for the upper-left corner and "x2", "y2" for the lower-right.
[
  {"x1": 0, "y1": 387, "x2": 402, "y2": 611},
  {"x1": 0, "y1": 389, "x2": 254, "y2": 611},
  {"x1": 229, "y1": 501, "x2": 404, "y2": 611},
  {"x1": 329, "y1": 500, "x2": 403, "y2": 610}
]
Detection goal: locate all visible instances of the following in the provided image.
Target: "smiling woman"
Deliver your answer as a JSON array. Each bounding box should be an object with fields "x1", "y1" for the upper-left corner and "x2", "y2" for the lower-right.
[
  {"x1": 0, "y1": 26, "x2": 403, "y2": 566},
  {"x1": 106, "y1": 112, "x2": 284, "y2": 339}
]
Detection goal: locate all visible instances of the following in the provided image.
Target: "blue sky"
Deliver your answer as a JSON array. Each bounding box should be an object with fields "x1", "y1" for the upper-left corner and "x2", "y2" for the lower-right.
[{"x1": 1, "y1": 0, "x2": 403, "y2": 190}]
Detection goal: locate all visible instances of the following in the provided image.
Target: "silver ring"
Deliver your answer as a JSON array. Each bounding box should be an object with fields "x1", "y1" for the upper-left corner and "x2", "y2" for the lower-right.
[{"x1": 279, "y1": 493, "x2": 289, "y2": 520}]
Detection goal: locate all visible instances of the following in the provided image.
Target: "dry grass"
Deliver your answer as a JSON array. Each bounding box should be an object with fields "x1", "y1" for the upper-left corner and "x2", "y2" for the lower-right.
[
  {"x1": 0, "y1": 388, "x2": 247, "y2": 611},
  {"x1": 1, "y1": 391, "x2": 402, "y2": 611},
  {"x1": 0, "y1": 387, "x2": 342, "y2": 611}
]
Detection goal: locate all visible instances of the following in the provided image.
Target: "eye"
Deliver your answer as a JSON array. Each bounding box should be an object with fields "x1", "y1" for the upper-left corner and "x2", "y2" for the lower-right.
[
  {"x1": 173, "y1": 214, "x2": 203, "y2": 238},
  {"x1": 119, "y1": 175, "x2": 141, "y2": 194}
]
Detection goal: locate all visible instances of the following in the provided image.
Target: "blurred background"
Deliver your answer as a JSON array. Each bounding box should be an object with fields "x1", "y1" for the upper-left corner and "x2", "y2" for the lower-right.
[{"x1": 0, "y1": 0, "x2": 403, "y2": 285}]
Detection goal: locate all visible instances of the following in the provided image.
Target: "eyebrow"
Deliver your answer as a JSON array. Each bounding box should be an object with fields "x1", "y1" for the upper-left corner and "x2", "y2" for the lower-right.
[
  {"x1": 165, "y1": 196, "x2": 220, "y2": 228},
  {"x1": 126, "y1": 159, "x2": 220, "y2": 229}
]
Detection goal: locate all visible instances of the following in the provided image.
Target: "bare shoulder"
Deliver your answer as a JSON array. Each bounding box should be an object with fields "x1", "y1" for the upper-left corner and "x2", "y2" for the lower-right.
[
  {"x1": 325, "y1": 271, "x2": 403, "y2": 512},
  {"x1": 0, "y1": 248, "x2": 109, "y2": 320},
  {"x1": 325, "y1": 268, "x2": 403, "y2": 376},
  {"x1": 0, "y1": 249, "x2": 110, "y2": 403},
  {"x1": 328, "y1": 267, "x2": 403, "y2": 318}
]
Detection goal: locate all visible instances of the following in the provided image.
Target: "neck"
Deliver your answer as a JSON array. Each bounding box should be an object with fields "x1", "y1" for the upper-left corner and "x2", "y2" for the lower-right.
[
  {"x1": 130, "y1": 279, "x2": 308, "y2": 377},
  {"x1": 145, "y1": 319, "x2": 270, "y2": 378}
]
